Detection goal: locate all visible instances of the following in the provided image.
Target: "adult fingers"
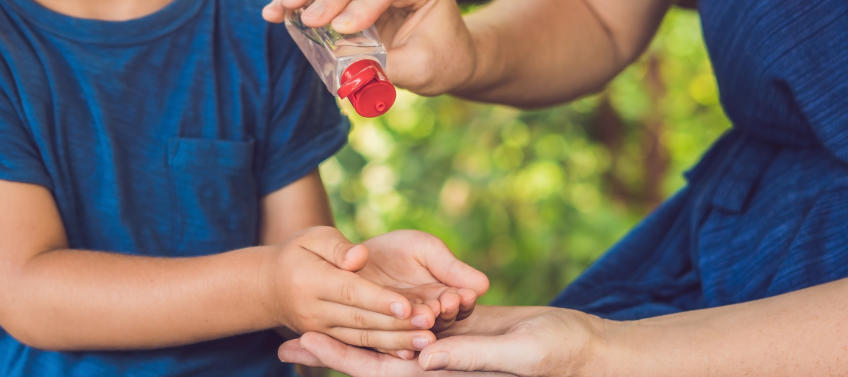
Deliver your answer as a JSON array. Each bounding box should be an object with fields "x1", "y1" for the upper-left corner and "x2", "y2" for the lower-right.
[
  {"x1": 318, "y1": 267, "x2": 412, "y2": 319},
  {"x1": 299, "y1": 0, "x2": 351, "y2": 27},
  {"x1": 278, "y1": 338, "x2": 325, "y2": 367},
  {"x1": 296, "y1": 333, "x2": 515, "y2": 377},
  {"x1": 281, "y1": 0, "x2": 311, "y2": 7},
  {"x1": 419, "y1": 334, "x2": 528, "y2": 374},
  {"x1": 297, "y1": 226, "x2": 368, "y2": 271},
  {"x1": 325, "y1": 327, "x2": 436, "y2": 351},
  {"x1": 262, "y1": 0, "x2": 287, "y2": 23},
  {"x1": 297, "y1": 332, "x2": 426, "y2": 377},
  {"x1": 330, "y1": 0, "x2": 395, "y2": 34}
]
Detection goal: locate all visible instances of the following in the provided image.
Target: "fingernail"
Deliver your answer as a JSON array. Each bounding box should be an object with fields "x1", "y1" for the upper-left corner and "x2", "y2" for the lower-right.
[
  {"x1": 303, "y1": 2, "x2": 325, "y2": 20},
  {"x1": 411, "y1": 315, "x2": 430, "y2": 328},
  {"x1": 423, "y1": 352, "x2": 450, "y2": 370},
  {"x1": 390, "y1": 302, "x2": 406, "y2": 318},
  {"x1": 412, "y1": 337, "x2": 432, "y2": 350}
]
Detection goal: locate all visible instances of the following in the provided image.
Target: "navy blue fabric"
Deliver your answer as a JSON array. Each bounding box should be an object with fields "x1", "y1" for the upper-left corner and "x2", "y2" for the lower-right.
[
  {"x1": 553, "y1": 0, "x2": 848, "y2": 320},
  {"x1": 0, "y1": 0, "x2": 349, "y2": 376}
]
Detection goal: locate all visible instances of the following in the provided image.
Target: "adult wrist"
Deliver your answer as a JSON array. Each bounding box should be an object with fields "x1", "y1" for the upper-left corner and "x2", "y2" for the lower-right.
[
  {"x1": 584, "y1": 318, "x2": 650, "y2": 377},
  {"x1": 450, "y1": 14, "x2": 506, "y2": 97},
  {"x1": 567, "y1": 313, "x2": 617, "y2": 377}
]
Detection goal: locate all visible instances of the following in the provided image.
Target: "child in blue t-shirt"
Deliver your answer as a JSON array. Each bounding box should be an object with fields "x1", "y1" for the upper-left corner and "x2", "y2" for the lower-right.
[{"x1": 0, "y1": 1, "x2": 488, "y2": 376}]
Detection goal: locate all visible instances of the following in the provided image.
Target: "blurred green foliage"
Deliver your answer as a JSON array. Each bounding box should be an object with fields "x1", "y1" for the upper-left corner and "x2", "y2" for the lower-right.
[{"x1": 322, "y1": 8, "x2": 730, "y2": 307}]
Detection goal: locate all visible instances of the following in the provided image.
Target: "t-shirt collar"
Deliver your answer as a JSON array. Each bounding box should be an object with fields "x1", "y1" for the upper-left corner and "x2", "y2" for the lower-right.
[{"x1": 5, "y1": 0, "x2": 206, "y2": 45}]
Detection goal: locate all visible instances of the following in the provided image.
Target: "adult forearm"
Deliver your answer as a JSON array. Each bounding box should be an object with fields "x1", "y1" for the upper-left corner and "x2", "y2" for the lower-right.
[
  {"x1": 454, "y1": 0, "x2": 670, "y2": 107},
  {"x1": 599, "y1": 279, "x2": 848, "y2": 377},
  {"x1": 1, "y1": 246, "x2": 278, "y2": 351}
]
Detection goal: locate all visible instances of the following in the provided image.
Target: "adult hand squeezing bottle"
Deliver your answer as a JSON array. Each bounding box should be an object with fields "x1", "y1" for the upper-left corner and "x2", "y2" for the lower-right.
[{"x1": 285, "y1": 7, "x2": 396, "y2": 118}]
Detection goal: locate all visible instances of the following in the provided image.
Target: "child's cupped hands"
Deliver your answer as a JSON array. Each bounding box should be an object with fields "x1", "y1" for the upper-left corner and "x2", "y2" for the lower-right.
[{"x1": 264, "y1": 227, "x2": 488, "y2": 358}]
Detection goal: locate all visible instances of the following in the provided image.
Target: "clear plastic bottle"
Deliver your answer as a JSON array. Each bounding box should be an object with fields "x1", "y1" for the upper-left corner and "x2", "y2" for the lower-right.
[{"x1": 285, "y1": 7, "x2": 396, "y2": 118}]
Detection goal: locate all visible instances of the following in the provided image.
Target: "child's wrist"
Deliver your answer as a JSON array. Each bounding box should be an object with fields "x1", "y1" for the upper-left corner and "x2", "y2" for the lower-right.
[{"x1": 254, "y1": 244, "x2": 291, "y2": 329}]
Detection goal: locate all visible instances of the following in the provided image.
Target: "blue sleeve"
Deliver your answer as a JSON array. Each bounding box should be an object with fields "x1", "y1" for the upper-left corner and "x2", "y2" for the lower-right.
[
  {"x1": 258, "y1": 47, "x2": 350, "y2": 196},
  {"x1": 0, "y1": 90, "x2": 52, "y2": 190},
  {"x1": 766, "y1": 178, "x2": 848, "y2": 296}
]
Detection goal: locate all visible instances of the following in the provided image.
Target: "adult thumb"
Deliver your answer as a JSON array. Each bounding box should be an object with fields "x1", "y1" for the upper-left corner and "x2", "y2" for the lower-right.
[{"x1": 418, "y1": 334, "x2": 526, "y2": 374}]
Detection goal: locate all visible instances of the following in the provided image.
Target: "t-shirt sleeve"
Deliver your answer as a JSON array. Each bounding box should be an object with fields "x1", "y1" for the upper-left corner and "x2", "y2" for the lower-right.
[
  {"x1": 258, "y1": 48, "x2": 350, "y2": 197},
  {"x1": 0, "y1": 91, "x2": 52, "y2": 190}
]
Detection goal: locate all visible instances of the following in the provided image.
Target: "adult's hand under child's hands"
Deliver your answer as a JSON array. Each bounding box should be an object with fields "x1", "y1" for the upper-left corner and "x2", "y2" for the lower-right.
[
  {"x1": 262, "y1": 0, "x2": 479, "y2": 97},
  {"x1": 278, "y1": 306, "x2": 607, "y2": 377}
]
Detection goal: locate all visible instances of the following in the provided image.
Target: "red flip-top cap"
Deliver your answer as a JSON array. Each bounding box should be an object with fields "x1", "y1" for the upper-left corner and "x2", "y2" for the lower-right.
[{"x1": 337, "y1": 59, "x2": 396, "y2": 118}]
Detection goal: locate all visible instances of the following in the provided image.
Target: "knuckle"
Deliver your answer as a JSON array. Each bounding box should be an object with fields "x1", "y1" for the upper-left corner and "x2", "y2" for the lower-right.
[
  {"x1": 352, "y1": 311, "x2": 368, "y2": 328},
  {"x1": 306, "y1": 225, "x2": 335, "y2": 238},
  {"x1": 339, "y1": 282, "x2": 355, "y2": 304},
  {"x1": 358, "y1": 330, "x2": 372, "y2": 347},
  {"x1": 332, "y1": 241, "x2": 349, "y2": 265}
]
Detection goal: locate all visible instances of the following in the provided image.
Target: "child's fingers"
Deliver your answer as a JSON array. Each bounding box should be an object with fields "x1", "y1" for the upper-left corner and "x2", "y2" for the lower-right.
[
  {"x1": 322, "y1": 302, "x2": 423, "y2": 330},
  {"x1": 433, "y1": 290, "x2": 461, "y2": 330},
  {"x1": 456, "y1": 288, "x2": 478, "y2": 321},
  {"x1": 325, "y1": 327, "x2": 436, "y2": 351},
  {"x1": 318, "y1": 267, "x2": 411, "y2": 319},
  {"x1": 298, "y1": 226, "x2": 368, "y2": 271},
  {"x1": 409, "y1": 302, "x2": 436, "y2": 329},
  {"x1": 439, "y1": 290, "x2": 461, "y2": 320}
]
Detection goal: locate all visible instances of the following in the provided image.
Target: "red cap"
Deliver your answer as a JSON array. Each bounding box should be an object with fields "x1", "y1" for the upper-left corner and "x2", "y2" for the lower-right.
[{"x1": 337, "y1": 60, "x2": 396, "y2": 118}]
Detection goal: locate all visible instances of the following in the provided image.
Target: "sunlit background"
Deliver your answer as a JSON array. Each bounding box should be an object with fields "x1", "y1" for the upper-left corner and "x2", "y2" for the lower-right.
[{"x1": 323, "y1": 7, "x2": 730, "y2": 307}]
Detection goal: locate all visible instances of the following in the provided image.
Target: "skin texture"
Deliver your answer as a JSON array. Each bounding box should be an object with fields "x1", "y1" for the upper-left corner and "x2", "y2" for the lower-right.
[
  {"x1": 0, "y1": 172, "x2": 427, "y2": 351},
  {"x1": 280, "y1": 281, "x2": 848, "y2": 377},
  {"x1": 33, "y1": 0, "x2": 174, "y2": 20},
  {"x1": 267, "y1": 0, "x2": 848, "y2": 376},
  {"x1": 263, "y1": 0, "x2": 670, "y2": 106},
  {"x1": 2, "y1": 0, "x2": 490, "y2": 357}
]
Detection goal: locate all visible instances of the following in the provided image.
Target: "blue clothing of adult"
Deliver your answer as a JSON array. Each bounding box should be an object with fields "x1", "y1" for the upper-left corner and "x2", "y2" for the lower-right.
[
  {"x1": 0, "y1": 0, "x2": 349, "y2": 376},
  {"x1": 553, "y1": 0, "x2": 848, "y2": 320}
]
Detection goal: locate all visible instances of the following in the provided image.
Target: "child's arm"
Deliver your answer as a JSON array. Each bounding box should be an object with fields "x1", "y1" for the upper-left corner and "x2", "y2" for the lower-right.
[
  {"x1": 0, "y1": 178, "x2": 426, "y2": 351},
  {"x1": 259, "y1": 169, "x2": 334, "y2": 244},
  {"x1": 259, "y1": 171, "x2": 489, "y2": 355}
]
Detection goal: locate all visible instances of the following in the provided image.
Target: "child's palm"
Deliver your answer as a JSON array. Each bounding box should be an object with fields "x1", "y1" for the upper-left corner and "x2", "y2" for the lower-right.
[{"x1": 358, "y1": 230, "x2": 489, "y2": 330}]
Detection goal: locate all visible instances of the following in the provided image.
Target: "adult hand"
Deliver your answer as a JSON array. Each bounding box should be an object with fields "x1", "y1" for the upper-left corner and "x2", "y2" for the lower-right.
[
  {"x1": 278, "y1": 306, "x2": 609, "y2": 377},
  {"x1": 262, "y1": 0, "x2": 479, "y2": 96}
]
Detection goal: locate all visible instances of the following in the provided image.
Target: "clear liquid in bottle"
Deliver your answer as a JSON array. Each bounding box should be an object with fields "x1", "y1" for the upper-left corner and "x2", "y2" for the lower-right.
[{"x1": 285, "y1": 8, "x2": 396, "y2": 117}]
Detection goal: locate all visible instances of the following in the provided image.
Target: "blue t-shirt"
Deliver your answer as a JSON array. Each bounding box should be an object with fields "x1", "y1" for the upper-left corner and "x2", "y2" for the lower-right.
[
  {"x1": 0, "y1": 0, "x2": 349, "y2": 376},
  {"x1": 553, "y1": 0, "x2": 848, "y2": 319}
]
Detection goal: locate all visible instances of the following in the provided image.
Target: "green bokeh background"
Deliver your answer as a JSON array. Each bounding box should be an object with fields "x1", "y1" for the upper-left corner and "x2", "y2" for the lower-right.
[{"x1": 323, "y1": 7, "x2": 729, "y2": 308}]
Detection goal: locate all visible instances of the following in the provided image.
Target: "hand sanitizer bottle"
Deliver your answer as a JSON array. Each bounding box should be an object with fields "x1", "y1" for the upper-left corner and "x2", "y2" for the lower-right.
[{"x1": 285, "y1": 7, "x2": 397, "y2": 118}]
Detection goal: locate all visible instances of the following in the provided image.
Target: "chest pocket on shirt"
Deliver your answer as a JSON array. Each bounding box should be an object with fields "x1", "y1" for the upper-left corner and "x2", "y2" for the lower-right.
[{"x1": 167, "y1": 137, "x2": 258, "y2": 255}]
